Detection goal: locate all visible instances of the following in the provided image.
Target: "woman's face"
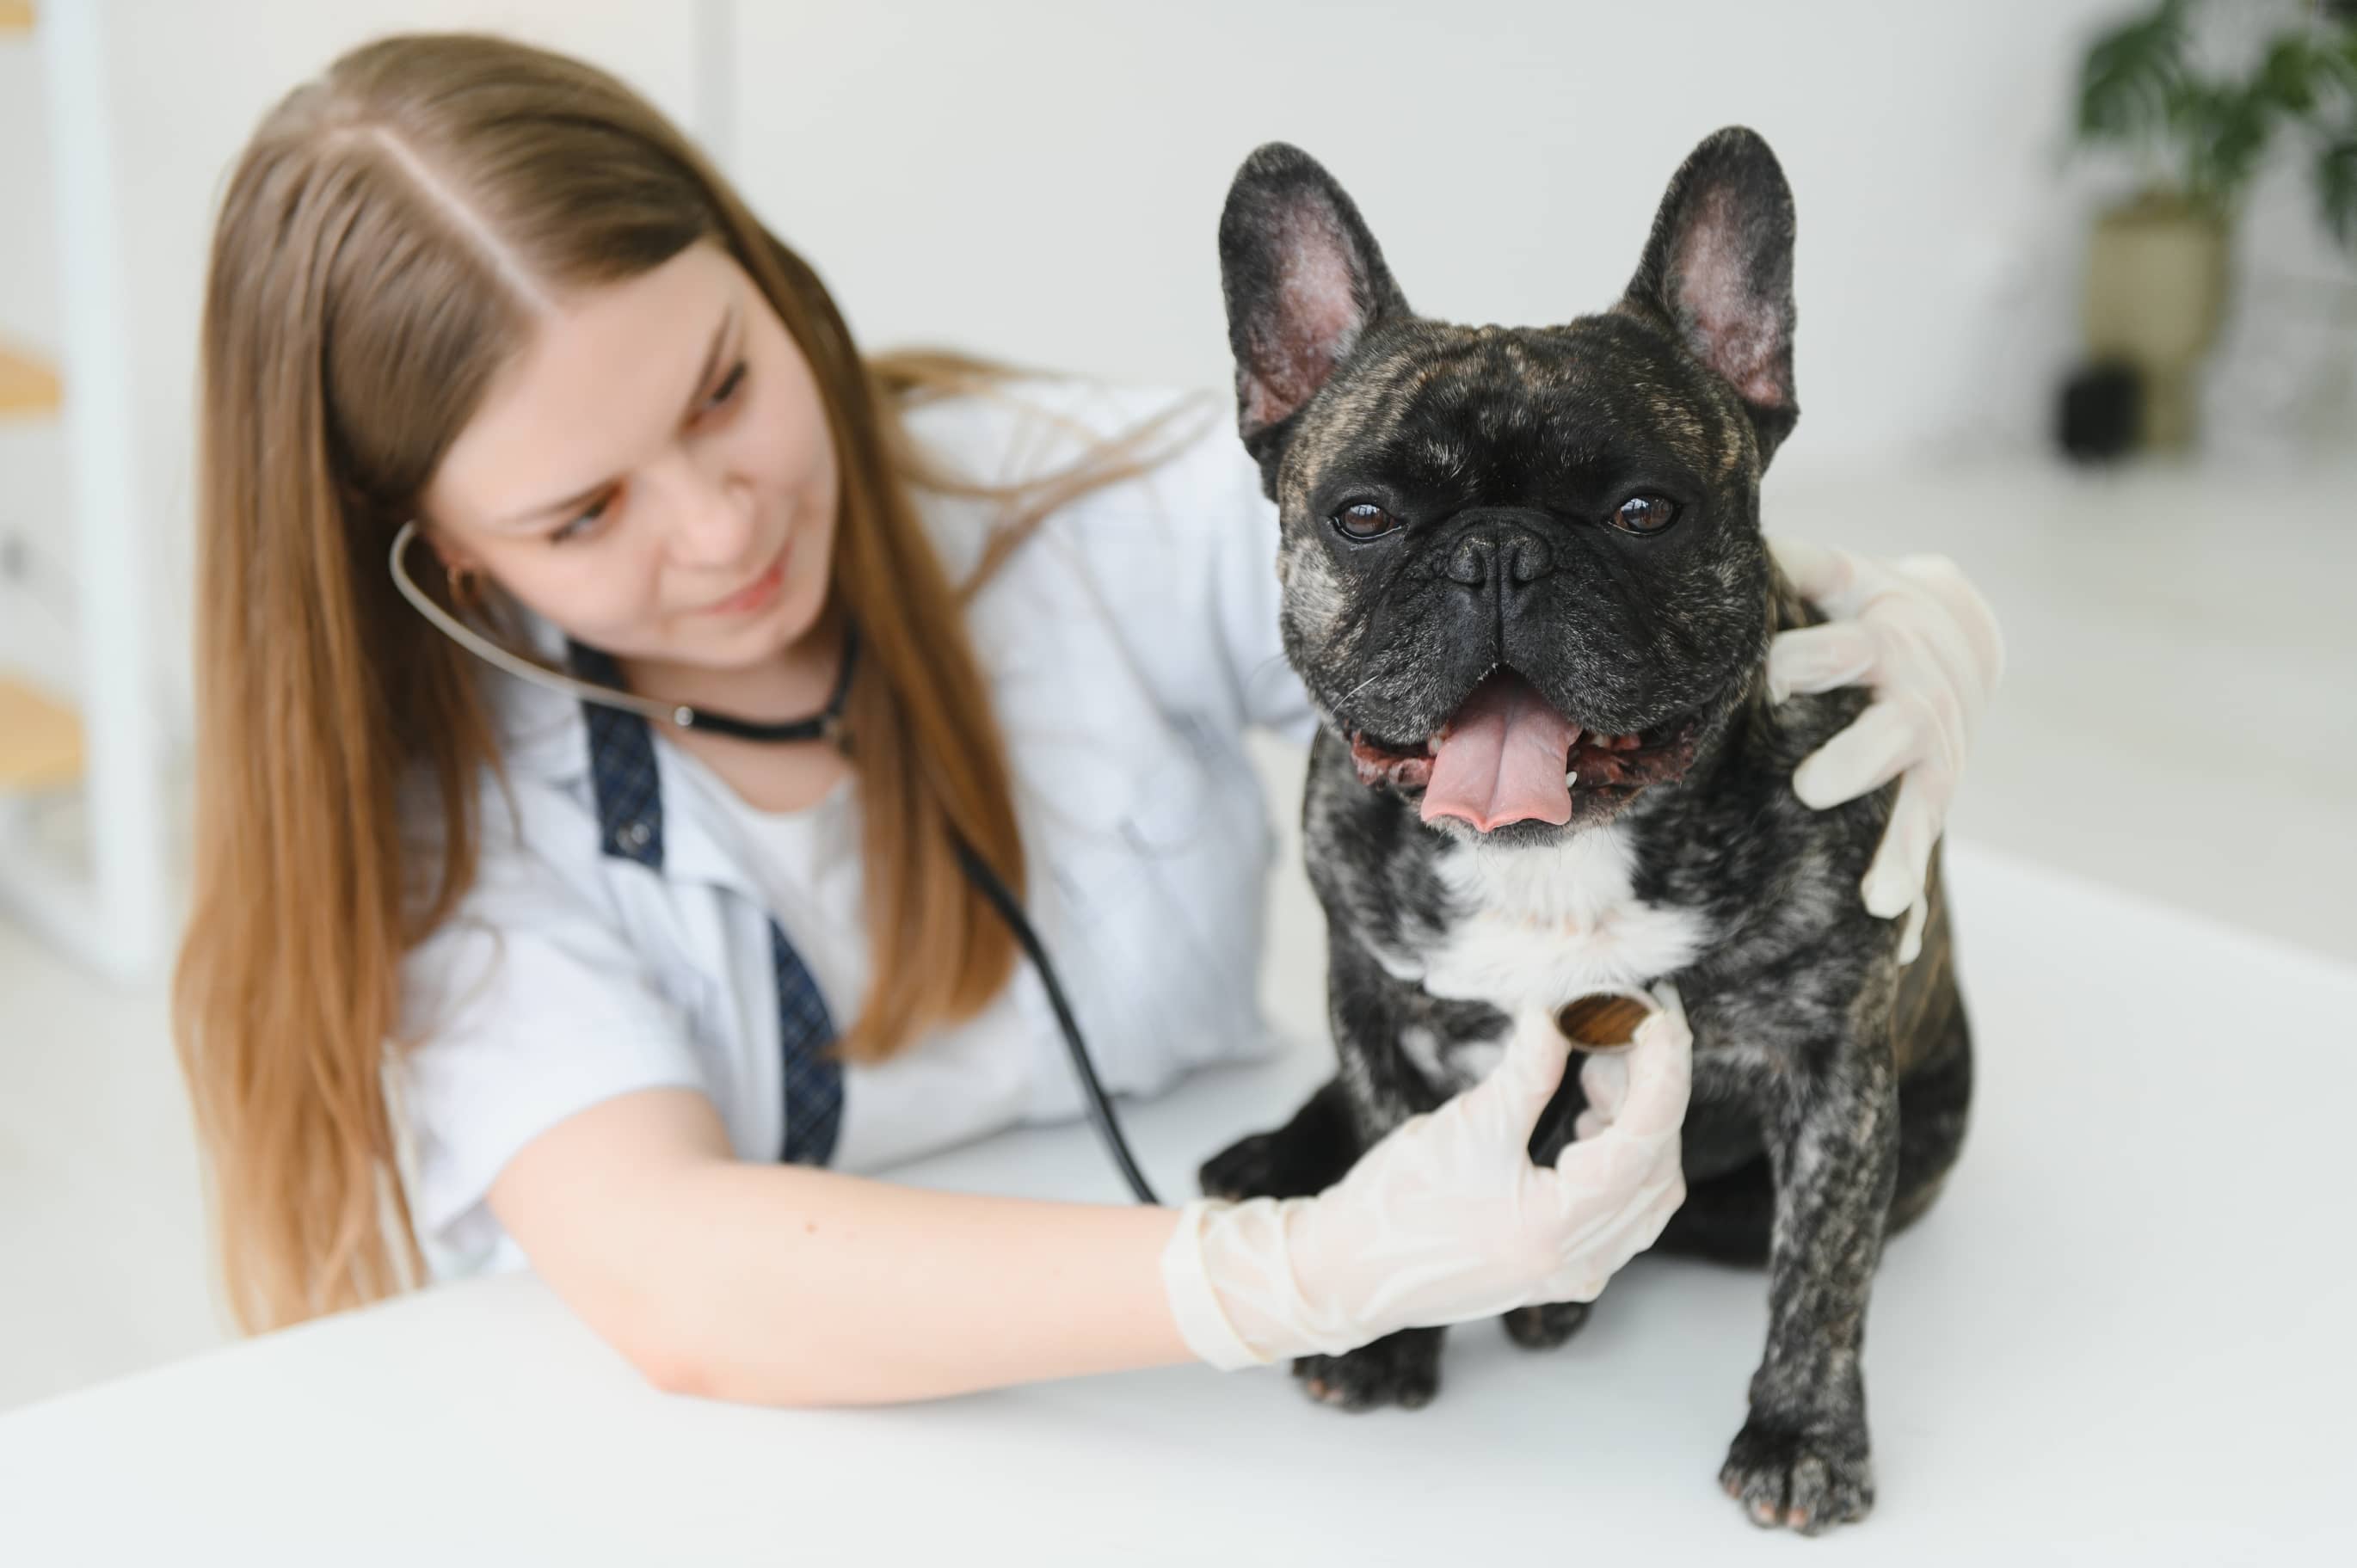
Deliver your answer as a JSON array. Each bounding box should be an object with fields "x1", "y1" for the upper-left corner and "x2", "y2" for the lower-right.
[{"x1": 424, "y1": 240, "x2": 840, "y2": 676}]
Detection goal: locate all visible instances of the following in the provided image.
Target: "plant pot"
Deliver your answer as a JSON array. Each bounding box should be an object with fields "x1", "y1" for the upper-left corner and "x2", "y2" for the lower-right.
[{"x1": 2083, "y1": 192, "x2": 2231, "y2": 452}]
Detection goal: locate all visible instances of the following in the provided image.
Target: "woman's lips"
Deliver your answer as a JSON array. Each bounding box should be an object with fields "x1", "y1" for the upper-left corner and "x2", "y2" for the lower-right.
[{"x1": 704, "y1": 539, "x2": 790, "y2": 615}]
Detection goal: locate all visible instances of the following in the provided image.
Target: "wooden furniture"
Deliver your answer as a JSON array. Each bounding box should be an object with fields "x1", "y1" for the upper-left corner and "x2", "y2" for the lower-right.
[{"x1": 0, "y1": 0, "x2": 169, "y2": 984}]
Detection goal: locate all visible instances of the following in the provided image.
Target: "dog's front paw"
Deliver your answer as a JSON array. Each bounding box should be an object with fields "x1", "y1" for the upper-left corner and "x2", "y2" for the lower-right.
[
  {"x1": 1501, "y1": 1301, "x2": 1589, "y2": 1350},
  {"x1": 1719, "y1": 1417, "x2": 1874, "y2": 1534},
  {"x1": 1293, "y1": 1328, "x2": 1443, "y2": 1411},
  {"x1": 1197, "y1": 1129, "x2": 1288, "y2": 1201}
]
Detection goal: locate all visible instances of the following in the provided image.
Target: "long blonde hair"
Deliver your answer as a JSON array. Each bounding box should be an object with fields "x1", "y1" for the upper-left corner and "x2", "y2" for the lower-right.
[{"x1": 175, "y1": 33, "x2": 1197, "y2": 1334}]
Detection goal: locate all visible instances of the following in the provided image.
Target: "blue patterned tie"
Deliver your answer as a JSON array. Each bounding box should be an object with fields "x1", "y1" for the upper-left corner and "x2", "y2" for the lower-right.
[
  {"x1": 769, "y1": 919, "x2": 843, "y2": 1165},
  {"x1": 569, "y1": 640, "x2": 844, "y2": 1165}
]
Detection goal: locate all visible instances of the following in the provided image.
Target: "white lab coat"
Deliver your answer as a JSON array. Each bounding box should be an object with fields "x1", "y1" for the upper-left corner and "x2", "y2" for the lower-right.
[{"x1": 394, "y1": 378, "x2": 1317, "y2": 1279}]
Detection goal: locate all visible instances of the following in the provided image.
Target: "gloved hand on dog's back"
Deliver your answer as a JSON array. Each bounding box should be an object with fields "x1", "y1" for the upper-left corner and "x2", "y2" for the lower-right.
[
  {"x1": 1162, "y1": 987, "x2": 1691, "y2": 1369},
  {"x1": 1768, "y1": 538, "x2": 2006, "y2": 963}
]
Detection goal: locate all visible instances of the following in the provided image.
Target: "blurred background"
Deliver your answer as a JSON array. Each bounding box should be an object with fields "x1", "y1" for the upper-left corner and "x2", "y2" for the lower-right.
[{"x1": 1, "y1": 0, "x2": 2351, "y2": 1410}]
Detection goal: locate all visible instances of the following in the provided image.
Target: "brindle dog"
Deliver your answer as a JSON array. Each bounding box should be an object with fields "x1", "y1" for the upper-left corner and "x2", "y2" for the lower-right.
[{"x1": 1197, "y1": 128, "x2": 1972, "y2": 1535}]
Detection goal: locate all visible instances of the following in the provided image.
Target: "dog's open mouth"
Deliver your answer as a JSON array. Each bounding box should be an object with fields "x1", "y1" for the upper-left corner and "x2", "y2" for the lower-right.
[{"x1": 1347, "y1": 668, "x2": 1700, "y2": 833}]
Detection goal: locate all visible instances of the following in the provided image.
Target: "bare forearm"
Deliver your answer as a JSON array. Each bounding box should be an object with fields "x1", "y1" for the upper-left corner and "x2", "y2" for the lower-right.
[{"x1": 625, "y1": 1162, "x2": 1198, "y2": 1406}]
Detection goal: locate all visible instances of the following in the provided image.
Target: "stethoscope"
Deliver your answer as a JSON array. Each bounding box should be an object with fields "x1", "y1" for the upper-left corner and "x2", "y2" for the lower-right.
[{"x1": 389, "y1": 521, "x2": 1160, "y2": 1204}]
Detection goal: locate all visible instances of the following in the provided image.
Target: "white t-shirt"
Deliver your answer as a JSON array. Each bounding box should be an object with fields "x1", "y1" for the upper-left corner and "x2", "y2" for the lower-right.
[
  {"x1": 393, "y1": 378, "x2": 1316, "y2": 1278},
  {"x1": 668, "y1": 759, "x2": 865, "y2": 1065}
]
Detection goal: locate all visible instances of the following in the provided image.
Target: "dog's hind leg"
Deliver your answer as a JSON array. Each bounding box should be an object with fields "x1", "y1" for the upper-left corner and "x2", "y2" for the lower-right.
[
  {"x1": 1502, "y1": 1300, "x2": 1591, "y2": 1349},
  {"x1": 1885, "y1": 864, "x2": 1974, "y2": 1237},
  {"x1": 1889, "y1": 993, "x2": 1972, "y2": 1236}
]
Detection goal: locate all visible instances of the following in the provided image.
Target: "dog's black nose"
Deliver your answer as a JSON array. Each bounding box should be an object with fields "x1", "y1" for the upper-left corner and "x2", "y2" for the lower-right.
[{"x1": 1443, "y1": 517, "x2": 1556, "y2": 589}]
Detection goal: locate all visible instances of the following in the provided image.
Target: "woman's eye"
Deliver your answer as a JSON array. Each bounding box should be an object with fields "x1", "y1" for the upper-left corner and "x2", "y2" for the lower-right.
[
  {"x1": 703, "y1": 360, "x2": 749, "y2": 414},
  {"x1": 551, "y1": 490, "x2": 616, "y2": 545},
  {"x1": 1332, "y1": 501, "x2": 1403, "y2": 540},
  {"x1": 1610, "y1": 494, "x2": 1680, "y2": 535}
]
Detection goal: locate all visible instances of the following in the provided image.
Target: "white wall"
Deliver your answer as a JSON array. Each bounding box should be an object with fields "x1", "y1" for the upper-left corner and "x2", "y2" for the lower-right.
[
  {"x1": 3, "y1": 0, "x2": 2344, "y2": 749},
  {"x1": 728, "y1": 0, "x2": 2130, "y2": 462}
]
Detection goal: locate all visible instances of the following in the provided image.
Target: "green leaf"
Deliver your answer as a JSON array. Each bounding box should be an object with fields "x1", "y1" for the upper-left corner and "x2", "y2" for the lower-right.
[
  {"x1": 2255, "y1": 36, "x2": 2321, "y2": 115},
  {"x1": 2319, "y1": 25, "x2": 2357, "y2": 102},
  {"x1": 2077, "y1": 0, "x2": 2194, "y2": 146},
  {"x1": 2320, "y1": 138, "x2": 2357, "y2": 249},
  {"x1": 2203, "y1": 86, "x2": 2277, "y2": 200}
]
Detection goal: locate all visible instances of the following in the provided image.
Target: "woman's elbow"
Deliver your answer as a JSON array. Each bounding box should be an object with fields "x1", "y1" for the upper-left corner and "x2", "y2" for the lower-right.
[
  {"x1": 623, "y1": 1331, "x2": 719, "y2": 1399},
  {"x1": 614, "y1": 1317, "x2": 832, "y2": 1408},
  {"x1": 545, "y1": 1251, "x2": 826, "y2": 1405}
]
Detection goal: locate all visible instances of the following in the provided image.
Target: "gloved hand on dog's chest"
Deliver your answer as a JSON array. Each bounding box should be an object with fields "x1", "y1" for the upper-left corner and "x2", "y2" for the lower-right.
[
  {"x1": 1768, "y1": 538, "x2": 2006, "y2": 963},
  {"x1": 1161, "y1": 987, "x2": 1692, "y2": 1370}
]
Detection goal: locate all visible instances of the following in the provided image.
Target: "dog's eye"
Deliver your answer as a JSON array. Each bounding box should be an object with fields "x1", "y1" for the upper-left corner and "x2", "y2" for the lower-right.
[
  {"x1": 1610, "y1": 495, "x2": 1680, "y2": 535},
  {"x1": 1332, "y1": 502, "x2": 1402, "y2": 540}
]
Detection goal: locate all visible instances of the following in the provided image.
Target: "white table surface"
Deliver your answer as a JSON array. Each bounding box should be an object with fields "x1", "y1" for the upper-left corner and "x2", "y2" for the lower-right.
[{"x1": 3, "y1": 840, "x2": 2352, "y2": 1563}]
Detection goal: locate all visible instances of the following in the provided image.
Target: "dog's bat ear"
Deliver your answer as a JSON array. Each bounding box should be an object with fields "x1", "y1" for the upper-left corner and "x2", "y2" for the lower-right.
[
  {"x1": 1219, "y1": 143, "x2": 1409, "y2": 468},
  {"x1": 1622, "y1": 126, "x2": 1799, "y2": 466}
]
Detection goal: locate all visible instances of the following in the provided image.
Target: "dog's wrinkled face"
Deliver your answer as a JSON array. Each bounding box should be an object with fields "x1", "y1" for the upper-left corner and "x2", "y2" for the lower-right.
[{"x1": 1220, "y1": 129, "x2": 1801, "y2": 843}]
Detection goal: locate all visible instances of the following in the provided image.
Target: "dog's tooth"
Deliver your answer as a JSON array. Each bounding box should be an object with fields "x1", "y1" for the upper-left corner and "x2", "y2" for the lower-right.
[{"x1": 1565, "y1": 770, "x2": 1579, "y2": 789}]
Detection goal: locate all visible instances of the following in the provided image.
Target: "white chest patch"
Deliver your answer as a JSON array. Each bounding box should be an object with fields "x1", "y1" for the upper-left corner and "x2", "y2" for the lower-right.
[{"x1": 1404, "y1": 825, "x2": 1708, "y2": 1018}]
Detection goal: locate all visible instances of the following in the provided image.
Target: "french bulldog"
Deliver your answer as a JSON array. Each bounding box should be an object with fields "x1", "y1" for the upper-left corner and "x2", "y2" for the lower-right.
[{"x1": 1197, "y1": 128, "x2": 1974, "y2": 1535}]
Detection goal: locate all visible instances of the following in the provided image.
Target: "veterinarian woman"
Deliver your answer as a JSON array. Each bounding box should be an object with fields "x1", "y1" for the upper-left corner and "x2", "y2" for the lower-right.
[{"x1": 172, "y1": 34, "x2": 2002, "y2": 1405}]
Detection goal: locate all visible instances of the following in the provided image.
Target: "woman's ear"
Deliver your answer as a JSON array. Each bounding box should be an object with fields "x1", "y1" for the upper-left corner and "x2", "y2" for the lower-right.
[
  {"x1": 419, "y1": 524, "x2": 483, "y2": 579},
  {"x1": 413, "y1": 525, "x2": 491, "y2": 606}
]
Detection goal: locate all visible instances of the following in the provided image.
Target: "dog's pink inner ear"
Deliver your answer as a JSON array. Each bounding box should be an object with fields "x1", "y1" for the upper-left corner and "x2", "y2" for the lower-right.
[
  {"x1": 1669, "y1": 184, "x2": 1789, "y2": 409},
  {"x1": 1242, "y1": 201, "x2": 1369, "y2": 432}
]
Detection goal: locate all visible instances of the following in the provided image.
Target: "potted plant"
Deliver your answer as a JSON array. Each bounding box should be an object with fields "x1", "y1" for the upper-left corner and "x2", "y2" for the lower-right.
[{"x1": 2071, "y1": 0, "x2": 2357, "y2": 449}]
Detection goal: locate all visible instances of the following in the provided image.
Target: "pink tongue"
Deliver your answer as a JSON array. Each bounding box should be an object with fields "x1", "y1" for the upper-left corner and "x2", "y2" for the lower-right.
[{"x1": 1420, "y1": 671, "x2": 1579, "y2": 831}]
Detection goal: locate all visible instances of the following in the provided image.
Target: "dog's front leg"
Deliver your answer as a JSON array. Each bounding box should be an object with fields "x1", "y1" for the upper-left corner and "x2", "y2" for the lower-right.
[
  {"x1": 1720, "y1": 1048, "x2": 1899, "y2": 1534},
  {"x1": 1271, "y1": 939, "x2": 1459, "y2": 1411},
  {"x1": 1197, "y1": 1075, "x2": 1361, "y2": 1202}
]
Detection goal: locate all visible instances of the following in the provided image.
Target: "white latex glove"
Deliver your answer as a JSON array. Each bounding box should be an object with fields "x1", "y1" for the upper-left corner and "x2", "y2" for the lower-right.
[
  {"x1": 1766, "y1": 538, "x2": 2005, "y2": 963},
  {"x1": 1163, "y1": 987, "x2": 1692, "y2": 1370},
  {"x1": 1572, "y1": 1042, "x2": 1640, "y2": 1144}
]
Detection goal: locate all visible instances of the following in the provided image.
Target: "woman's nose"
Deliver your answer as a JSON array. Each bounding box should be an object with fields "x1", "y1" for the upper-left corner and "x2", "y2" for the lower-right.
[{"x1": 658, "y1": 454, "x2": 756, "y2": 569}]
